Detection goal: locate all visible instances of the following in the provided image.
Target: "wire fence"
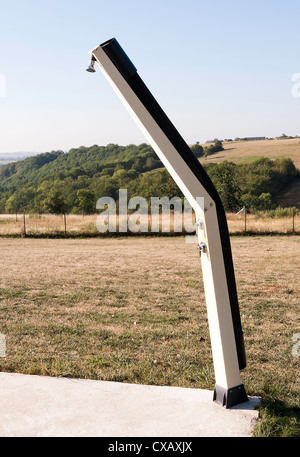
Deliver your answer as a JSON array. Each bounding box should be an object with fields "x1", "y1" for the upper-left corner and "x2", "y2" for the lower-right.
[{"x1": 0, "y1": 211, "x2": 299, "y2": 237}]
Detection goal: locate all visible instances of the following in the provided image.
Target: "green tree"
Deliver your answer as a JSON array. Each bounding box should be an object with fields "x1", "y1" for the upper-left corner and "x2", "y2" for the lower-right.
[
  {"x1": 5, "y1": 187, "x2": 35, "y2": 213},
  {"x1": 44, "y1": 189, "x2": 67, "y2": 214},
  {"x1": 208, "y1": 140, "x2": 224, "y2": 154},
  {"x1": 203, "y1": 139, "x2": 224, "y2": 158},
  {"x1": 190, "y1": 144, "x2": 204, "y2": 158},
  {"x1": 257, "y1": 192, "x2": 276, "y2": 210},
  {"x1": 5, "y1": 194, "x2": 19, "y2": 215},
  {"x1": 75, "y1": 189, "x2": 95, "y2": 214},
  {"x1": 206, "y1": 161, "x2": 240, "y2": 211},
  {"x1": 240, "y1": 192, "x2": 259, "y2": 210}
]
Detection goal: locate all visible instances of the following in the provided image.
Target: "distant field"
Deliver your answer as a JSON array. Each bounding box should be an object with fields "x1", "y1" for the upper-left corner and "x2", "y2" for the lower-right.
[
  {"x1": 0, "y1": 236, "x2": 299, "y2": 436},
  {"x1": 201, "y1": 138, "x2": 300, "y2": 209},
  {"x1": 200, "y1": 138, "x2": 300, "y2": 169}
]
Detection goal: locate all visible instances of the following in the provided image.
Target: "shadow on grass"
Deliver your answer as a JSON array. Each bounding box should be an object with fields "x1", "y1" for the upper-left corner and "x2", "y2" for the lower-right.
[{"x1": 254, "y1": 396, "x2": 300, "y2": 437}]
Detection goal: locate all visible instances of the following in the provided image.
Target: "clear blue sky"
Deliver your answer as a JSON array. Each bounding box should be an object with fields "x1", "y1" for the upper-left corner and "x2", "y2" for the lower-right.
[{"x1": 0, "y1": 0, "x2": 299, "y2": 153}]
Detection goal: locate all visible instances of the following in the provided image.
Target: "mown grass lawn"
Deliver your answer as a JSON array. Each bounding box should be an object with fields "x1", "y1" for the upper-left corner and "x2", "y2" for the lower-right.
[{"x1": 0, "y1": 236, "x2": 299, "y2": 436}]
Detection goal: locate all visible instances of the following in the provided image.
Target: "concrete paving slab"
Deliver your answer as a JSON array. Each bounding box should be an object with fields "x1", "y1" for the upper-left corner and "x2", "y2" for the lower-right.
[{"x1": 0, "y1": 372, "x2": 260, "y2": 437}]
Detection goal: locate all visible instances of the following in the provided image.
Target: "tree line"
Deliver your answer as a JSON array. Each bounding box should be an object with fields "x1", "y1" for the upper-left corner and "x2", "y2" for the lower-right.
[{"x1": 0, "y1": 142, "x2": 298, "y2": 215}]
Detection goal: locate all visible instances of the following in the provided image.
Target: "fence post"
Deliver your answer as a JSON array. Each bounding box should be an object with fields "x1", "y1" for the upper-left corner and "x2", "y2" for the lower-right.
[
  {"x1": 291, "y1": 208, "x2": 297, "y2": 234},
  {"x1": 23, "y1": 213, "x2": 26, "y2": 236},
  {"x1": 292, "y1": 212, "x2": 295, "y2": 234}
]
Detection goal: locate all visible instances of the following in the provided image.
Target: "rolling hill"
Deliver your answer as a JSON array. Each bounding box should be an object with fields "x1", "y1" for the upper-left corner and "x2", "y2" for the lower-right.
[
  {"x1": 0, "y1": 139, "x2": 299, "y2": 213},
  {"x1": 201, "y1": 138, "x2": 300, "y2": 209}
]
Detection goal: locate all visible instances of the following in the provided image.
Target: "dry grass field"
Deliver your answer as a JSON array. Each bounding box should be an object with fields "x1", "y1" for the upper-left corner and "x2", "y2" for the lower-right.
[{"x1": 0, "y1": 236, "x2": 299, "y2": 436}]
